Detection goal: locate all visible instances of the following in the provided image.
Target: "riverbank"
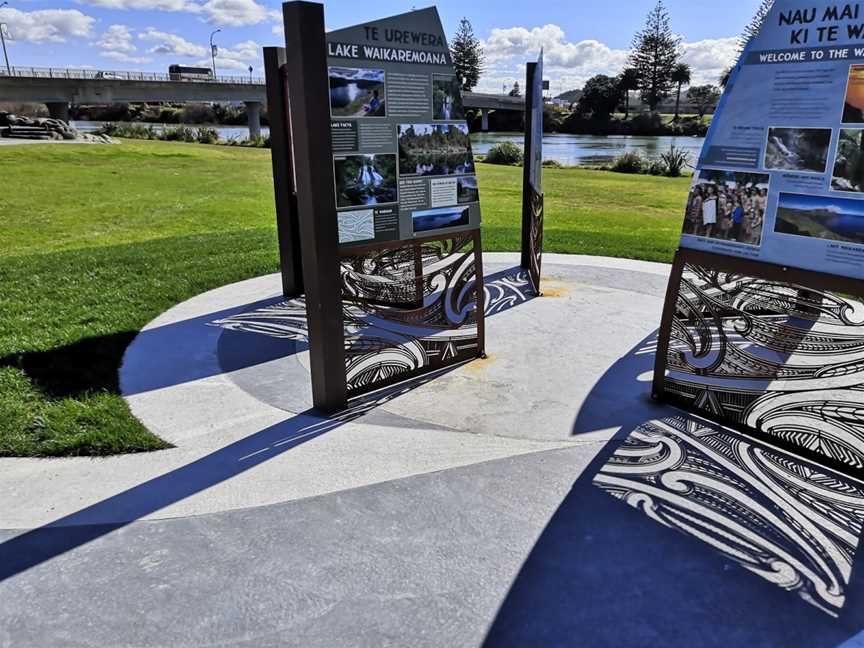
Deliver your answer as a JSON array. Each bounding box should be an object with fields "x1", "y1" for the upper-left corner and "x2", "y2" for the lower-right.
[
  {"x1": 0, "y1": 139, "x2": 688, "y2": 457},
  {"x1": 72, "y1": 122, "x2": 707, "y2": 166}
]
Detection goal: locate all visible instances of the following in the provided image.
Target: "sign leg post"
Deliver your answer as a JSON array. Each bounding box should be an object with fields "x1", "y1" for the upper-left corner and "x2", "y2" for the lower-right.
[
  {"x1": 264, "y1": 45, "x2": 304, "y2": 299},
  {"x1": 652, "y1": 249, "x2": 685, "y2": 401},
  {"x1": 282, "y1": 1, "x2": 347, "y2": 411},
  {"x1": 520, "y1": 61, "x2": 537, "y2": 272}
]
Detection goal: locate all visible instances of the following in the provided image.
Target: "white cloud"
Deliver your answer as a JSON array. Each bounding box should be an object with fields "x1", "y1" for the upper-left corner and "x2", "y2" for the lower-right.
[
  {"x1": 93, "y1": 24, "x2": 154, "y2": 64},
  {"x1": 76, "y1": 0, "x2": 271, "y2": 25},
  {"x1": 76, "y1": 0, "x2": 200, "y2": 13},
  {"x1": 0, "y1": 7, "x2": 94, "y2": 43},
  {"x1": 680, "y1": 37, "x2": 739, "y2": 85},
  {"x1": 101, "y1": 50, "x2": 154, "y2": 64},
  {"x1": 476, "y1": 23, "x2": 738, "y2": 94},
  {"x1": 94, "y1": 24, "x2": 136, "y2": 52},
  {"x1": 140, "y1": 27, "x2": 206, "y2": 57},
  {"x1": 194, "y1": 39, "x2": 261, "y2": 71},
  {"x1": 201, "y1": 0, "x2": 272, "y2": 26}
]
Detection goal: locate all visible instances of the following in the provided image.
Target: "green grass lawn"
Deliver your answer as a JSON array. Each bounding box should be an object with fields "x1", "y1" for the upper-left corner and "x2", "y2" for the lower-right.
[{"x1": 0, "y1": 139, "x2": 688, "y2": 457}]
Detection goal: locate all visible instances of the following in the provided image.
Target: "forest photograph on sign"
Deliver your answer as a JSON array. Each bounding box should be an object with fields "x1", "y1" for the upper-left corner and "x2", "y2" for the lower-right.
[{"x1": 398, "y1": 123, "x2": 475, "y2": 177}]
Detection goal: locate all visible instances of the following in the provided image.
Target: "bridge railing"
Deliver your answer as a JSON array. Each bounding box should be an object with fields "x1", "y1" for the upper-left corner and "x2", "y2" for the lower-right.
[{"x1": 0, "y1": 66, "x2": 265, "y2": 85}]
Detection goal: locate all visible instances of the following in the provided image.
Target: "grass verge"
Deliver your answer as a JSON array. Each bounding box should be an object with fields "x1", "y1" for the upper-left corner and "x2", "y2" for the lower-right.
[{"x1": 0, "y1": 139, "x2": 687, "y2": 456}]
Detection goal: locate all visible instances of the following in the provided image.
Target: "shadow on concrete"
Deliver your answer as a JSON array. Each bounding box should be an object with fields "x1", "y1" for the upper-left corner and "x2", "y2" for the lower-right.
[
  {"x1": 571, "y1": 332, "x2": 661, "y2": 438},
  {"x1": 482, "y1": 267, "x2": 537, "y2": 318},
  {"x1": 482, "y1": 437, "x2": 864, "y2": 646},
  {"x1": 124, "y1": 267, "x2": 538, "y2": 397},
  {"x1": 0, "y1": 364, "x2": 459, "y2": 585},
  {"x1": 122, "y1": 295, "x2": 284, "y2": 395},
  {"x1": 485, "y1": 335, "x2": 864, "y2": 648}
]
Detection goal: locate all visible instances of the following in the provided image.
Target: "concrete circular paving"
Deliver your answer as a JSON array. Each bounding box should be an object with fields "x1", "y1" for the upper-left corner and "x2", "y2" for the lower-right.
[{"x1": 3, "y1": 254, "x2": 863, "y2": 647}]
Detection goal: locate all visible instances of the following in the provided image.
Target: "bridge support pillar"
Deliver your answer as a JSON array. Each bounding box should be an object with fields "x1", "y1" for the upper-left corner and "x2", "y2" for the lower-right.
[
  {"x1": 481, "y1": 108, "x2": 489, "y2": 132},
  {"x1": 245, "y1": 101, "x2": 262, "y2": 139},
  {"x1": 46, "y1": 102, "x2": 70, "y2": 123}
]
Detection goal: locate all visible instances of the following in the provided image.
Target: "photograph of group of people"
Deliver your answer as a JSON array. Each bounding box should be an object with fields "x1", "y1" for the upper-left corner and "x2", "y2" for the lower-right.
[{"x1": 683, "y1": 169, "x2": 769, "y2": 246}]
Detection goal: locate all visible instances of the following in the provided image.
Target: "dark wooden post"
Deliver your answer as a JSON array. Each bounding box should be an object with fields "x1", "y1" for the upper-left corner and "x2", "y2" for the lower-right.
[
  {"x1": 520, "y1": 61, "x2": 538, "y2": 271},
  {"x1": 652, "y1": 249, "x2": 686, "y2": 400},
  {"x1": 282, "y1": 1, "x2": 347, "y2": 411},
  {"x1": 264, "y1": 46, "x2": 304, "y2": 298}
]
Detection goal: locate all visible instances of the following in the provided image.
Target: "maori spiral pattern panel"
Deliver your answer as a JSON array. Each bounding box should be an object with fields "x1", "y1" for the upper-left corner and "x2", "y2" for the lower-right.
[
  {"x1": 594, "y1": 416, "x2": 864, "y2": 616},
  {"x1": 665, "y1": 263, "x2": 864, "y2": 470},
  {"x1": 340, "y1": 233, "x2": 483, "y2": 395},
  {"x1": 527, "y1": 185, "x2": 544, "y2": 296}
]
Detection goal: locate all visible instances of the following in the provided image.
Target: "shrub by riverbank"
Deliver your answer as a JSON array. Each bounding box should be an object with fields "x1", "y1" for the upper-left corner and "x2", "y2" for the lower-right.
[
  {"x1": 0, "y1": 140, "x2": 687, "y2": 456},
  {"x1": 97, "y1": 123, "x2": 269, "y2": 147},
  {"x1": 607, "y1": 146, "x2": 691, "y2": 177}
]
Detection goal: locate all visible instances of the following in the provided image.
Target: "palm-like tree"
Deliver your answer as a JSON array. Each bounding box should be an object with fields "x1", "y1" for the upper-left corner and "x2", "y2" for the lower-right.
[
  {"x1": 618, "y1": 67, "x2": 640, "y2": 119},
  {"x1": 671, "y1": 63, "x2": 691, "y2": 120}
]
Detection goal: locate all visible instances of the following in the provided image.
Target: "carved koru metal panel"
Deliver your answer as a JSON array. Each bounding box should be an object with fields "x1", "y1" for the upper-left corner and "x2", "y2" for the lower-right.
[
  {"x1": 340, "y1": 232, "x2": 484, "y2": 396},
  {"x1": 664, "y1": 263, "x2": 864, "y2": 471},
  {"x1": 594, "y1": 416, "x2": 864, "y2": 616},
  {"x1": 527, "y1": 186, "x2": 544, "y2": 296}
]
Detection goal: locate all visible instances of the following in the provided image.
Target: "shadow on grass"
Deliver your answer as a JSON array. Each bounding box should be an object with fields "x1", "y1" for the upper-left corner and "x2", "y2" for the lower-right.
[{"x1": 0, "y1": 331, "x2": 138, "y2": 399}]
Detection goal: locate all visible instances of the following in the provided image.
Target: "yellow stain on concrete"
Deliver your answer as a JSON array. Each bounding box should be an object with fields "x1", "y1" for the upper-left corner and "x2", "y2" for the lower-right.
[
  {"x1": 537, "y1": 279, "x2": 570, "y2": 298},
  {"x1": 465, "y1": 354, "x2": 496, "y2": 372}
]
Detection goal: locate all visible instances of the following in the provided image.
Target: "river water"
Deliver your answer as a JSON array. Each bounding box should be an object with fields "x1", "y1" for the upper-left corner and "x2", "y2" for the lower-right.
[
  {"x1": 471, "y1": 132, "x2": 705, "y2": 167},
  {"x1": 72, "y1": 121, "x2": 706, "y2": 167}
]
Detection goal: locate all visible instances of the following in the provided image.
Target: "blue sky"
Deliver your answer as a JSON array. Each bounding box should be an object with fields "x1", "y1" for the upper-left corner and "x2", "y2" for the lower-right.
[{"x1": 0, "y1": 0, "x2": 763, "y2": 92}]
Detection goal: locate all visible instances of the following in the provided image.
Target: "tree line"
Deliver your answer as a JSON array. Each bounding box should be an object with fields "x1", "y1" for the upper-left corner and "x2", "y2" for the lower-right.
[
  {"x1": 450, "y1": 0, "x2": 776, "y2": 124},
  {"x1": 577, "y1": 1, "x2": 719, "y2": 123}
]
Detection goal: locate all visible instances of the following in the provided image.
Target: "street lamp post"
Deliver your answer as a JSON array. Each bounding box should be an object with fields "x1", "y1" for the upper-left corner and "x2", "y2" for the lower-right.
[
  {"x1": 248, "y1": 65, "x2": 252, "y2": 83},
  {"x1": 209, "y1": 28, "x2": 221, "y2": 79},
  {"x1": 0, "y1": 2, "x2": 10, "y2": 76}
]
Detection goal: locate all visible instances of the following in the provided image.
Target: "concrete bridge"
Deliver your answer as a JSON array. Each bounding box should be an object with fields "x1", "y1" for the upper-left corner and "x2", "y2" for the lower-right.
[
  {"x1": 0, "y1": 67, "x2": 527, "y2": 136},
  {"x1": 0, "y1": 67, "x2": 267, "y2": 136},
  {"x1": 462, "y1": 92, "x2": 525, "y2": 131}
]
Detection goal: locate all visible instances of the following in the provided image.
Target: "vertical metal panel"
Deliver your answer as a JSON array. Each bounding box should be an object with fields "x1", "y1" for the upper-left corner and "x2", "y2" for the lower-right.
[
  {"x1": 653, "y1": 247, "x2": 864, "y2": 476},
  {"x1": 263, "y1": 46, "x2": 304, "y2": 298},
  {"x1": 281, "y1": 1, "x2": 347, "y2": 411},
  {"x1": 520, "y1": 61, "x2": 537, "y2": 272}
]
